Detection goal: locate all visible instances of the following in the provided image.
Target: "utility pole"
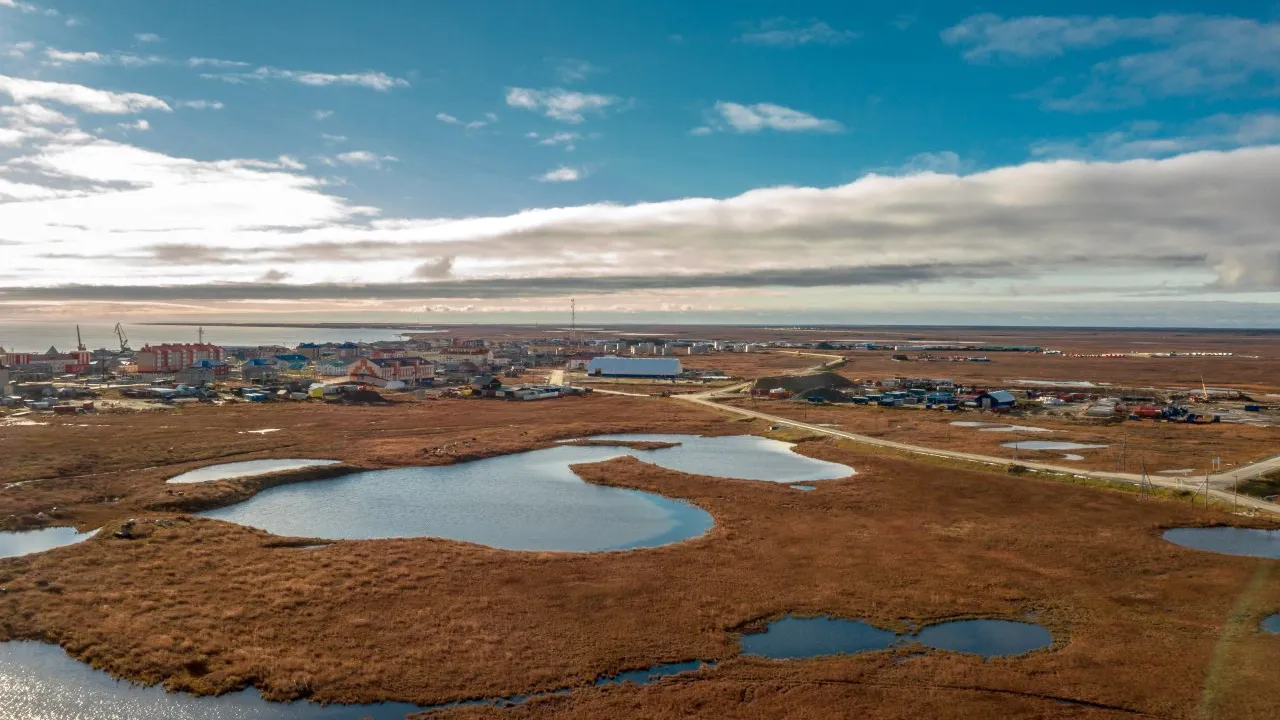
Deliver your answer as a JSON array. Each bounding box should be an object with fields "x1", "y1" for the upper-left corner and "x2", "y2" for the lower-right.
[{"x1": 570, "y1": 298, "x2": 576, "y2": 351}]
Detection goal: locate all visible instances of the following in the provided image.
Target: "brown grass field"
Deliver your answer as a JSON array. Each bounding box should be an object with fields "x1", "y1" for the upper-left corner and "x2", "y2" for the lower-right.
[{"x1": 3, "y1": 394, "x2": 1280, "y2": 718}]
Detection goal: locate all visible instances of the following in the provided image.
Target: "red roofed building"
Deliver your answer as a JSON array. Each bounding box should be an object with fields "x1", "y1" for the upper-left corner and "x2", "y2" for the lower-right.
[{"x1": 347, "y1": 356, "x2": 433, "y2": 386}]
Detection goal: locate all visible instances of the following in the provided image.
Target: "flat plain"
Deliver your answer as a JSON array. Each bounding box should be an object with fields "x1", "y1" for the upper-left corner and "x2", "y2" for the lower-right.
[{"x1": 3, "y1": 327, "x2": 1279, "y2": 719}]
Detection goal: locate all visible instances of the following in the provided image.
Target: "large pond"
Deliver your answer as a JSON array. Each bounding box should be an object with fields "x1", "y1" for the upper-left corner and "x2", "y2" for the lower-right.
[
  {"x1": 1000, "y1": 441, "x2": 1108, "y2": 452},
  {"x1": 196, "y1": 435, "x2": 850, "y2": 552},
  {"x1": 740, "y1": 616, "x2": 1052, "y2": 660},
  {"x1": 1261, "y1": 615, "x2": 1280, "y2": 634},
  {"x1": 1162, "y1": 527, "x2": 1280, "y2": 559},
  {"x1": 0, "y1": 527, "x2": 96, "y2": 559},
  {"x1": 0, "y1": 641, "x2": 712, "y2": 719},
  {"x1": 168, "y1": 459, "x2": 341, "y2": 484}
]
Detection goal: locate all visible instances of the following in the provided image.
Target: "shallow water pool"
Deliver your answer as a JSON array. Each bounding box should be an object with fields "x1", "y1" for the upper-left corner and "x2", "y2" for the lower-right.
[
  {"x1": 0, "y1": 527, "x2": 96, "y2": 559},
  {"x1": 1000, "y1": 441, "x2": 1108, "y2": 452},
  {"x1": 740, "y1": 615, "x2": 1052, "y2": 659},
  {"x1": 1163, "y1": 527, "x2": 1280, "y2": 559}
]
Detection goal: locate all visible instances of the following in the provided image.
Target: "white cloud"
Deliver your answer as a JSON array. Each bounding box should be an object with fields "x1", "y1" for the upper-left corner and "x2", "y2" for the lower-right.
[
  {"x1": 0, "y1": 75, "x2": 172, "y2": 114},
  {"x1": 739, "y1": 18, "x2": 861, "y2": 47},
  {"x1": 6, "y1": 41, "x2": 36, "y2": 59},
  {"x1": 436, "y1": 112, "x2": 497, "y2": 129},
  {"x1": 536, "y1": 166, "x2": 582, "y2": 182},
  {"x1": 505, "y1": 87, "x2": 619, "y2": 123},
  {"x1": 553, "y1": 58, "x2": 601, "y2": 84},
  {"x1": 187, "y1": 57, "x2": 250, "y2": 69},
  {"x1": 689, "y1": 126, "x2": 713, "y2": 136},
  {"x1": 205, "y1": 66, "x2": 410, "y2": 91},
  {"x1": 897, "y1": 151, "x2": 964, "y2": 175},
  {"x1": 314, "y1": 109, "x2": 333, "y2": 120},
  {"x1": 943, "y1": 14, "x2": 1280, "y2": 110},
  {"x1": 44, "y1": 48, "x2": 103, "y2": 63},
  {"x1": 117, "y1": 119, "x2": 150, "y2": 132},
  {"x1": 535, "y1": 131, "x2": 580, "y2": 150},
  {"x1": 43, "y1": 48, "x2": 166, "y2": 67},
  {"x1": 333, "y1": 150, "x2": 398, "y2": 168},
  {"x1": 134, "y1": 33, "x2": 163, "y2": 43},
  {"x1": 0, "y1": 0, "x2": 45, "y2": 13},
  {"x1": 1031, "y1": 112, "x2": 1280, "y2": 160},
  {"x1": 706, "y1": 102, "x2": 843, "y2": 133},
  {"x1": 176, "y1": 100, "x2": 224, "y2": 110},
  {"x1": 5, "y1": 78, "x2": 1280, "y2": 309},
  {"x1": 1, "y1": 102, "x2": 74, "y2": 125},
  {"x1": 320, "y1": 133, "x2": 346, "y2": 143}
]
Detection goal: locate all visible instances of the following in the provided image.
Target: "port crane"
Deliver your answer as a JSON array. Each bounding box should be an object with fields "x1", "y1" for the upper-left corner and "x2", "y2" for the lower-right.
[{"x1": 113, "y1": 323, "x2": 130, "y2": 352}]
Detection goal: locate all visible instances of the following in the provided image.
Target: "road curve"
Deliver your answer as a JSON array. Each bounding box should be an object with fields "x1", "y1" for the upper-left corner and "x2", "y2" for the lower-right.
[{"x1": 673, "y1": 387, "x2": 1280, "y2": 516}]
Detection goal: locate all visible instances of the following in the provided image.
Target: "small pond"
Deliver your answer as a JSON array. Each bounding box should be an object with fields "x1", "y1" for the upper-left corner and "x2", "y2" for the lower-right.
[
  {"x1": 0, "y1": 527, "x2": 96, "y2": 559},
  {"x1": 1162, "y1": 527, "x2": 1280, "y2": 559},
  {"x1": 790, "y1": 484, "x2": 817, "y2": 492},
  {"x1": 0, "y1": 641, "x2": 710, "y2": 720},
  {"x1": 950, "y1": 422, "x2": 1052, "y2": 433},
  {"x1": 583, "y1": 434, "x2": 853, "y2": 483},
  {"x1": 167, "y1": 459, "x2": 341, "y2": 484},
  {"x1": 1000, "y1": 441, "x2": 1108, "y2": 452},
  {"x1": 1261, "y1": 614, "x2": 1280, "y2": 634},
  {"x1": 740, "y1": 616, "x2": 1052, "y2": 660}
]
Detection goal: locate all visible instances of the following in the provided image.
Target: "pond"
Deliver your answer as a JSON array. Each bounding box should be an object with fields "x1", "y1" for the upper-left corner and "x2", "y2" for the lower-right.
[
  {"x1": 0, "y1": 527, "x2": 96, "y2": 559},
  {"x1": 740, "y1": 616, "x2": 1052, "y2": 660},
  {"x1": 198, "y1": 435, "x2": 851, "y2": 552},
  {"x1": 1261, "y1": 614, "x2": 1280, "y2": 634},
  {"x1": 950, "y1": 422, "x2": 1053, "y2": 433},
  {"x1": 583, "y1": 434, "x2": 853, "y2": 483},
  {"x1": 167, "y1": 459, "x2": 341, "y2": 484},
  {"x1": 199, "y1": 444, "x2": 717, "y2": 552},
  {"x1": 1162, "y1": 527, "x2": 1280, "y2": 559},
  {"x1": 1000, "y1": 441, "x2": 1108, "y2": 452},
  {"x1": 0, "y1": 641, "x2": 711, "y2": 720}
]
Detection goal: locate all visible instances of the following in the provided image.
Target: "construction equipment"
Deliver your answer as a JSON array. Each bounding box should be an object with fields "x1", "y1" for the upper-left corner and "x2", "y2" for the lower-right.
[
  {"x1": 112, "y1": 323, "x2": 130, "y2": 352},
  {"x1": 76, "y1": 325, "x2": 86, "y2": 352}
]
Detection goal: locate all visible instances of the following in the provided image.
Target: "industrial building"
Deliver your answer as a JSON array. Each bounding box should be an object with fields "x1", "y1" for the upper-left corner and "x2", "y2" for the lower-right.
[{"x1": 586, "y1": 356, "x2": 682, "y2": 378}]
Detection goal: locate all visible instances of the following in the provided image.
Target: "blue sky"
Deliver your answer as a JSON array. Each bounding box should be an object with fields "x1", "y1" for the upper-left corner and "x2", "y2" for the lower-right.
[{"x1": 1, "y1": 1, "x2": 1279, "y2": 326}]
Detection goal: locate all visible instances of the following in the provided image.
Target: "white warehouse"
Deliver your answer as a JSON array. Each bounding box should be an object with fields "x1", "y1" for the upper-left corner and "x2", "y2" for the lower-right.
[{"x1": 586, "y1": 356, "x2": 682, "y2": 379}]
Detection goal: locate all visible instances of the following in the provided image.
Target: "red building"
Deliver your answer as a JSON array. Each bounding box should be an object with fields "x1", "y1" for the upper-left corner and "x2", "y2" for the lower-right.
[
  {"x1": 347, "y1": 357, "x2": 433, "y2": 386},
  {"x1": 136, "y1": 343, "x2": 225, "y2": 373}
]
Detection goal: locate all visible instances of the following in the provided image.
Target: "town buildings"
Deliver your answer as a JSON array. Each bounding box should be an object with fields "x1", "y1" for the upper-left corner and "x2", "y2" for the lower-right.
[
  {"x1": 1, "y1": 348, "x2": 92, "y2": 375},
  {"x1": 176, "y1": 359, "x2": 230, "y2": 386}
]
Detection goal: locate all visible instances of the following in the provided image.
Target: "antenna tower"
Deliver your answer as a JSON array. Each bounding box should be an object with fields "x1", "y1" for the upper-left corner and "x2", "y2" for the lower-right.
[{"x1": 570, "y1": 298, "x2": 576, "y2": 351}]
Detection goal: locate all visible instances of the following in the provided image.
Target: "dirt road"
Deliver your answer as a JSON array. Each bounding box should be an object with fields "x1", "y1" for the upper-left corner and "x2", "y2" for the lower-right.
[{"x1": 675, "y1": 386, "x2": 1280, "y2": 515}]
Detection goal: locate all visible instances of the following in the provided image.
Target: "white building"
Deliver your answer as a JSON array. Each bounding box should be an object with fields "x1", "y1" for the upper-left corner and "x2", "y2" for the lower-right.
[{"x1": 586, "y1": 356, "x2": 682, "y2": 378}]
